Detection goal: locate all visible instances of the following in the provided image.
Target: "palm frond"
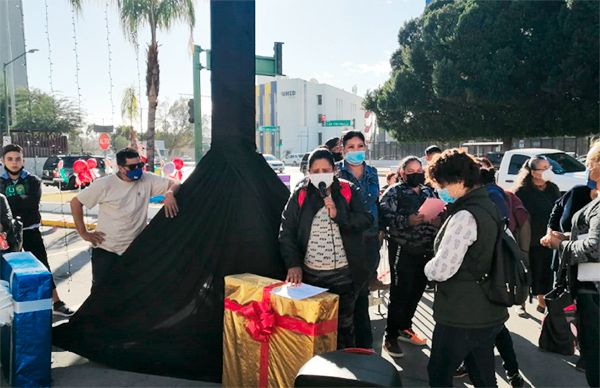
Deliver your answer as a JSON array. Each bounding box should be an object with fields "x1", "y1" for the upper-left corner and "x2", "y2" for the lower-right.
[{"x1": 156, "y1": 0, "x2": 195, "y2": 31}]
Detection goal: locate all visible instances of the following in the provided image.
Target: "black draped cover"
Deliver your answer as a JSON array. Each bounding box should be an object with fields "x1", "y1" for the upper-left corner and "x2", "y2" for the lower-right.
[{"x1": 53, "y1": 1, "x2": 288, "y2": 382}]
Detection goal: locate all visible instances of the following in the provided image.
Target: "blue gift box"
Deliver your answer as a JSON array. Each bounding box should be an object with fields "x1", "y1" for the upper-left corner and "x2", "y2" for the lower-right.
[{"x1": 1, "y1": 251, "x2": 52, "y2": 387}]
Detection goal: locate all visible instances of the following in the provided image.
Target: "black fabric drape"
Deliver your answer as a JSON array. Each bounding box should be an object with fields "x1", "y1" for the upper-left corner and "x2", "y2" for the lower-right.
[{"x1": 54, "y1": 1, "x2": 289, "y2": 382}]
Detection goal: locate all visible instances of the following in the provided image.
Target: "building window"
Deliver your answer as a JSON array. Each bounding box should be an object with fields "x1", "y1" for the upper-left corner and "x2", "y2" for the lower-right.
[{"x1": 317, "y1": 95, "x2": 322, "y2": 105}]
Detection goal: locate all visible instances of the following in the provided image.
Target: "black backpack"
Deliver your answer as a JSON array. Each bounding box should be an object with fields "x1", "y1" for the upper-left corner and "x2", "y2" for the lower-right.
[{"x1": 469, "y1": 205, "x2": 531, "y2": 307}]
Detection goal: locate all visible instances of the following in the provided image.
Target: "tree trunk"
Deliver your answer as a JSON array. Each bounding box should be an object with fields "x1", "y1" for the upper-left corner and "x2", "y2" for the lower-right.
[
  {"x1": 146, "y1": 40, "x2": 160, "y2": 170},
  {"x1": 502, "y1": 136, "x2": 513, "y2": 152}
]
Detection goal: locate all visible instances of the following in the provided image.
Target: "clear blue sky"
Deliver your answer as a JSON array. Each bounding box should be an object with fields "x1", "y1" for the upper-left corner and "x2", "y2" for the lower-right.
[{"x1": 22, "y1": 0, "x2": 425, "y2": 129}]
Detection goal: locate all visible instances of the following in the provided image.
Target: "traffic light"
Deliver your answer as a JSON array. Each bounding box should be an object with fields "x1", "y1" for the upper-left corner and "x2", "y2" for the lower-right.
[
  {"x1": 274, "y1": 42, "x2": 283, "y2": 75},
  {"x1": 352, "y1": 118, "x2": 356, "y2": 129},
  {"x1": 318, "y1": 114, "x2": 326, "y2": 125},
  {"x1": 187, "y1": 99, "x2": 194, "y2": 123}
]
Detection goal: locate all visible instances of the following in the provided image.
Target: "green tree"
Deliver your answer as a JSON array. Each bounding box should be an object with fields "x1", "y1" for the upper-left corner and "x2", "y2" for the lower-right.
[
  {"x1": 3, "y1": 88, "x2": 83, "y2": 134},
  {"x1": 121, "y1": 85, "x2": 139, "y2": 146},
  {"x1": 154, "y1": 97, "x2": 194, "y2": 154},
  {"x1": 111, "y1": 125, "x2": 134, "y2": 152},
  {"x1": 365, "y1": 0, "x2": 599, "y2": 149}
]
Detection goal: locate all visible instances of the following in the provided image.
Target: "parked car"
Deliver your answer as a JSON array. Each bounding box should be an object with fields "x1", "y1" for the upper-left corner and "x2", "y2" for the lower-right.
[
  {"x1": 300, "y1": 152, "x2": 310, "y2": 175},
  {"x1": 282, "y1": 153, "x2": 304, "y2": 166},
  {"x1": 262, "y1": 154, "x2": 285, "y2": 174},
  {"x1": 42, "y1": 154, "x2": 111, "y2": 190},
  {"x1": 496, "y1": 148, "x2": 587, "y2": 192}
]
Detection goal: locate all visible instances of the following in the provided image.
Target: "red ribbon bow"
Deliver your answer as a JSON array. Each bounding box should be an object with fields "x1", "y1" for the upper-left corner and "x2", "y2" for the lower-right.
[{"x1": 239, "y1": 299, "x2": 277, "y2": 343}]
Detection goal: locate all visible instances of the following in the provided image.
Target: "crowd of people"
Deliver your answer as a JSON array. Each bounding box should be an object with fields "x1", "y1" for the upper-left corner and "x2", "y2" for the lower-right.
[
  {"x1": 0, "y1": 137, "x2": 597, "y2": 387},
  {"x1": 280, "y1": 134, "x2": 599, "y2": 387}
]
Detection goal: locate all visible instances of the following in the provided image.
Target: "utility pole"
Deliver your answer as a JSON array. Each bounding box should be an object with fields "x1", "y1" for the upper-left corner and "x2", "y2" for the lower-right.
[{"x1": 2, "y1": 49, "x2": 38, "y2": 140}]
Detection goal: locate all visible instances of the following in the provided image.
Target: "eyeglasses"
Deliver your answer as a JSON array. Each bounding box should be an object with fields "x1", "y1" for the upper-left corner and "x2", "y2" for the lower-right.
[{"x1": 123, "y1": 162, "x2": 144, "y2": 171}]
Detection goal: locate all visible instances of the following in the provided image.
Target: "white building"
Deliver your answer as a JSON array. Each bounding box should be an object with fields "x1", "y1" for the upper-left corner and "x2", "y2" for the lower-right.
[{"x1": 255, "y1": 77, "x2": 366, "y2": 157}]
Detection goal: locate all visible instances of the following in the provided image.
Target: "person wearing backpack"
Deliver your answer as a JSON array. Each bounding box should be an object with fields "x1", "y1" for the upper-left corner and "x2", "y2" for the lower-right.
[
  {"x1": 425, "y1": 149, "x2": 509, "y2": 387},
  {"x1": 279, "y1": 148, "x2": 372, "y2": 349},
  {"x1": 453, "y1": 158, "x2": 527, "y2": 387}
]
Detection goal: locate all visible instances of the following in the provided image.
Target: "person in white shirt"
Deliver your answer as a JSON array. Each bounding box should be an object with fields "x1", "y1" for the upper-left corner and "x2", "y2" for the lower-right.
[{"x1": 70, "y1": 147, "x2": 180, "y2": 293}]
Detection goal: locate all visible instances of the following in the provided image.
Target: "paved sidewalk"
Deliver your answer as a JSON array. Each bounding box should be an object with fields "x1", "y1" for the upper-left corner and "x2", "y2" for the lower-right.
[{"x1": 40, "y1": 225, "x2": 588, "y2": 387}]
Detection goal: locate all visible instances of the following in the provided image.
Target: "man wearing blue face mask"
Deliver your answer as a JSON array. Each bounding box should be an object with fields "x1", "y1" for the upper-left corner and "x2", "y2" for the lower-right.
[
  {"x1": 336, "y1": 130, "x2": 380, "y2": 349},
  {"x1": 71, "y1": 147, "x2": 180, "y2": 294}
]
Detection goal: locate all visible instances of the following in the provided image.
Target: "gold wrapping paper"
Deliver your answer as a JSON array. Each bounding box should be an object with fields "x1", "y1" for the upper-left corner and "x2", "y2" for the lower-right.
[{"x1": 223, "y1": 273, "x2": 339, "y2": 388}]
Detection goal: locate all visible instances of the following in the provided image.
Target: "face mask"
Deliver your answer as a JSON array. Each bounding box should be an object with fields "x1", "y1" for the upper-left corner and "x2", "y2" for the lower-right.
[
  {"x1": 586, "y1": 170, "x2": 597, "y2": 190},
  {"x1": 438, "y1": 188, "x2": 456, "y2": 204},
  {"x1": 126, "y1": 168, "x2": 143, "y2": 181},
  {"x1": 309, "y1": 172, "x2": 334, "y2": 190},
  {"x1": 541, "y1": 169, "x2": 555, "y2": 182},
  {"x1": 4, "y1": 166, "x2": 23, "y2": 176},
  {"x1": 345, "y1": 151, "x2": 366, "y2": 166},
  {"x1": 405, "y1": 172, "x2": 425, "y2": 188}
]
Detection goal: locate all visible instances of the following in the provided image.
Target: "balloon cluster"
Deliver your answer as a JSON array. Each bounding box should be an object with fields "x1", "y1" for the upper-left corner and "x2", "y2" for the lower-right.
[
  {"x1": 73, "y1": 158, "x2": 98, "y2": 188},
  {"x1": 162, "y1": 158, "x2": 184, "y2": 181}
]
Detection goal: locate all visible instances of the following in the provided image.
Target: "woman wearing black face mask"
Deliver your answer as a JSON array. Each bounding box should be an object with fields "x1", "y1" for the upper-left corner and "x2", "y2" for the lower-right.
[{"x1": 379, "y1": 156, "x2": 441, "y2": 356}]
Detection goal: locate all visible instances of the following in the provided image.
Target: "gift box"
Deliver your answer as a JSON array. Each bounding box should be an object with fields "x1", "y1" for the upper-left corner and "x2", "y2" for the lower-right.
[
  {"x1": 1, "y1": 251, "x2": 53, "y2": 387},
  {"x1": 223, "y1": 273, "x2": 339, "y2": 388}
]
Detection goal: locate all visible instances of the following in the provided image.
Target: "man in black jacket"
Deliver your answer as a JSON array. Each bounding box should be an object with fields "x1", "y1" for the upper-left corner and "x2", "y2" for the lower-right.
[{"x1": 0, "y1": 144, "x2": 74, "y2": 316}]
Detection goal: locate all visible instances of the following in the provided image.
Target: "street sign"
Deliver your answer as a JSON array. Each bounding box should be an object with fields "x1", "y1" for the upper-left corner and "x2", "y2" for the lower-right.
[
  {"x1": 258, "y1": 126, "x2": 279, "y2": 132},
  {"x1": 99, "y1": 133, "x2": 111, "y2": 150},
  {"x1": 2, "y1": 136, "x2": 11, "y2": 147},
  {"x1": 325, "y1": 120, "x2": 351, "y2": 127}
]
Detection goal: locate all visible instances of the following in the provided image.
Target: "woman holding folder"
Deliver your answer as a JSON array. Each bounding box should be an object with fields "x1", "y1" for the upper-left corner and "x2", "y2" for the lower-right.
[{"x1": 379, "y1": 156, "x2": 443, "y2": 357}]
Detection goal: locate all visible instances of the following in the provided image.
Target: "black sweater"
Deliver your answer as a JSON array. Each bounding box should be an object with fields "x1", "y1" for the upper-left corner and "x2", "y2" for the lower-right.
[{"x1": 0, "y1": 170, "x2": 42, "y2": 228}]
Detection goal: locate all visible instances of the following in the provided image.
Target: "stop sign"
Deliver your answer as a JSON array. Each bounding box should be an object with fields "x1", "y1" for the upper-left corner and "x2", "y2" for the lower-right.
[{"x1": 99, "y1": 133, "x2": 111, "y2": 150}]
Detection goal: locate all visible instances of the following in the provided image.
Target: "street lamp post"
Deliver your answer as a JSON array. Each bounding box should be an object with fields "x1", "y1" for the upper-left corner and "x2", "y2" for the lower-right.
[{"x1": 3, "y1": 48, "x2": 38, "y2": 139}]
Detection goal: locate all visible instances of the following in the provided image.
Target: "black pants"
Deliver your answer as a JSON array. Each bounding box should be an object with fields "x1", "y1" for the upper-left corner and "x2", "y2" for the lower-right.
[
  {"x1": 577, "y1": 292, "x2": 599, "y2": 387},
  {"x1": 496, "y1": 325, "x2": 519, "y2": 376},
  {"x1": 428, "y1": 323, "x2": 503, "y2": 387},
  {"x1": 353, "y1": 235, "x2": 380, "y2": 348},
  {"x1": 530, "y1": 245, "x2": 554, "y2": 295},
  {"x1": 23, "y1": 228, "x2": 55, "y2": 290},
  {"x1": 303, "y1": 266, "x2": 356, "y2": 349},
  {"x1": 91, "y1": 248, "x2": 121, "y2": 294},
  {"x1": 386, "y1": 243, "x2": 428, "y2": 338}
]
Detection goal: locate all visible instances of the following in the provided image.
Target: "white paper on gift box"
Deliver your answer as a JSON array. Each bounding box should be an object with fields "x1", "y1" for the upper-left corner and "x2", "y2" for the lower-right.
[{"x1": 272, "y1": 283, "x2": 328, "y2": 300}]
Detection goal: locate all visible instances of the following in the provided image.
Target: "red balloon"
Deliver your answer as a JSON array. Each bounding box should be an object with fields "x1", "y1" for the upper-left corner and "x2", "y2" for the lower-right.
[
  {"x1": 73, "y1": 159, "x2": 88, "y2": 174},
  {"x1": 86, "y1": 158, "x2": 97, "y2": 169},
  {"x1": 172, "y1": 158, "x2": 184, "y2": 170}
]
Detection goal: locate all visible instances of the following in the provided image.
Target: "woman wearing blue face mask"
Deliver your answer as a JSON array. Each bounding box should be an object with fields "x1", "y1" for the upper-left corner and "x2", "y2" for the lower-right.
[
  {"x1": 514, "y1": 156, "x2": 561, "y2": 313},
  {"x1": 424, "y1": 149, "x2": 508, "y2": 387},
  {"x1": 278, "y1": 148, "x2": 372, "y2": 349}
]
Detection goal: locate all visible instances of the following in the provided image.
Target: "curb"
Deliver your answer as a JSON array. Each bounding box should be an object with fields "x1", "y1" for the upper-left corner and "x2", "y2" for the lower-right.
[{"x1": 42, "y1": 219, "x2": 96, "y2": 230}]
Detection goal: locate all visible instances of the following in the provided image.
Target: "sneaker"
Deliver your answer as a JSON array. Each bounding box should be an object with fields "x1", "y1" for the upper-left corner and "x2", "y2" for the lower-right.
[
  {"x1": 453, "y1": 363, "x2": 468, "y2": 378},
  {"x1": 53, "y1": 301, "x2": 75, "y2": 317},
  {"x1": 398, "y1": 329, "x2": 428, "y2": 346},
  {"x1": 508, "y1": 372, "x2": 524, "y2": 387},
  {"x1": 384, "y1": 337, "x2": 404, "y2": 358}
]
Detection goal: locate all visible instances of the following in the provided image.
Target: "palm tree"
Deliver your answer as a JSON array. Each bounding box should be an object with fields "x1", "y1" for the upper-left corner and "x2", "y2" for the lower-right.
[
  {"x1": 121, "y1": 86, "x2": 139, "y2": 147},
  {"x1": 70, "y1": 0, "x2": 195, "y2": 169}
]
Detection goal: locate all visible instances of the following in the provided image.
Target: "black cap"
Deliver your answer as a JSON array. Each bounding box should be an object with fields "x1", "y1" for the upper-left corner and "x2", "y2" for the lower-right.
[
  {"x1": 324, "y1": 137, "x2": 340, "y2": 149},
  {"x1": 425, "y1": 145, "x2": 442, "y2": 155}
]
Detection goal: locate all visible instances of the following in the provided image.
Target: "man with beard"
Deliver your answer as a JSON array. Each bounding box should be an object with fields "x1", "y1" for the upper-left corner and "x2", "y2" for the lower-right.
[
  {"x1": 380, "y1": 156, "x2": 441, "y2": 357},
  {"x1": 0, "y1": 144, "x2": 75, "y2": 316}
]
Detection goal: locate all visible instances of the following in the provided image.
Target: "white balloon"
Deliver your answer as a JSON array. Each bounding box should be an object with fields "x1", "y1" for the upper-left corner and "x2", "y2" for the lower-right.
[{"x1": 162, "y1": 162, "x2": 176, "y2": 176}]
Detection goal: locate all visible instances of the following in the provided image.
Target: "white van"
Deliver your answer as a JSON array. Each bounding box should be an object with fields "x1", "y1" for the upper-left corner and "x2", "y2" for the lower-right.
[
  {"x1": 497, "y1": 148, "x2": 587, "y2": 192},
  {"x1": 282, "y1": 153, "x2": 303, "y2": 166}
]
